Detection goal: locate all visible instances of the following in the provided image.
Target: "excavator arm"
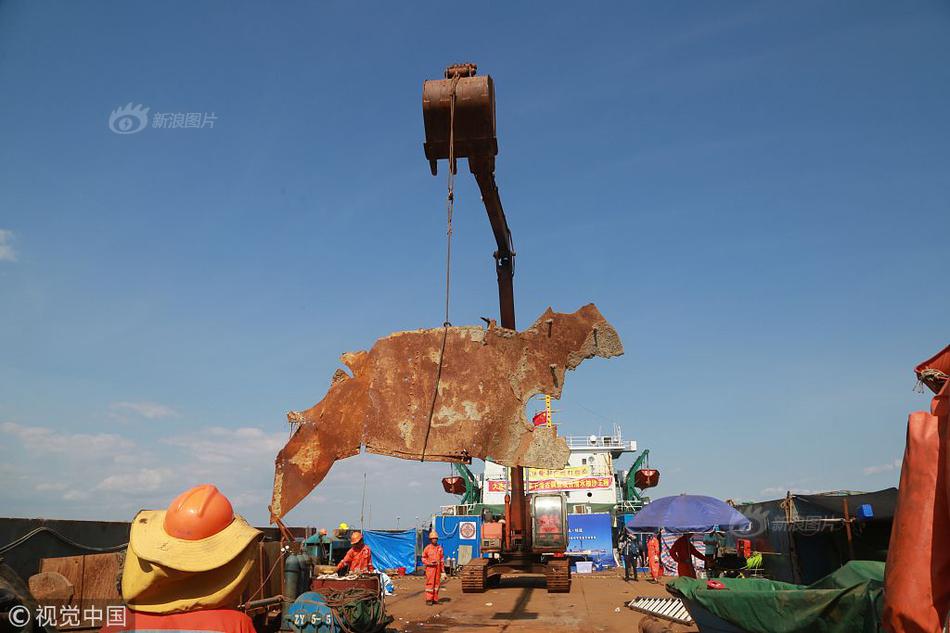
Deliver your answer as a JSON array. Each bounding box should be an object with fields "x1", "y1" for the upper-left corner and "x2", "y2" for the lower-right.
[{"x1": 422, "y1": 63, "x2": 528, "y2": 549}]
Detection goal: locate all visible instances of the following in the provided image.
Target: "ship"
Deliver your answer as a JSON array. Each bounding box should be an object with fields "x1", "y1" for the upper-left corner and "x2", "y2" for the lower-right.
[{"x1": 439, "y1": 423, "x2": 657, "y2": 521}]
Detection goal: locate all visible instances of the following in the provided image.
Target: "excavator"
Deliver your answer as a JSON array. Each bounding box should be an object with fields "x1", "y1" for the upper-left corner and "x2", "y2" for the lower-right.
[{"x1": 422, "y1": 63, "x2": 571, "y2": 593}]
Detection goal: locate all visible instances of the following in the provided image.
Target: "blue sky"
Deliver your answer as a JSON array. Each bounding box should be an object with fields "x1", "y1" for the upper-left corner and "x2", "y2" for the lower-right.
[{"x1": 1, "y1": 1, "x2": 948, "y2": 528}]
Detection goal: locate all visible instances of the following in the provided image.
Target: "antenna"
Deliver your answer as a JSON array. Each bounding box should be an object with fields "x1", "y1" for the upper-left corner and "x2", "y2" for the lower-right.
[{"x1": 360, "y1": 472, "x2": 367, "y2": 530}]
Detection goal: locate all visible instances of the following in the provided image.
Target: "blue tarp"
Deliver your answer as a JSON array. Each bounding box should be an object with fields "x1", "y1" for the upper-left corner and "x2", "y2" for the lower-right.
[
  {"x1": 567, "y1": 513, "x2": 616, "y2": 570},
  {"x1": 362, "y1": 529, "x2": 417, "y2": 574},
  {"x1": 433, "y1": 515, "x2": 481, "y2": 562},
  {"x1": 627, "y1": 494, "x2": 751, "y2": 533}
]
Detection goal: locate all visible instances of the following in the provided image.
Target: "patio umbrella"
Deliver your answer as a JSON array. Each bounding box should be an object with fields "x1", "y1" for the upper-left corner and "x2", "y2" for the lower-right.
[{"x1": 627, "y1": 494, "x2": 751, "y2": 533}]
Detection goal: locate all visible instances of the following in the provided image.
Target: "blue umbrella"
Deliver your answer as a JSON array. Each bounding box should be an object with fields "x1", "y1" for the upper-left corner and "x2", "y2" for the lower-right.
[{"x1": 627, "y1": 494, "x2": 751, "y2": 533}]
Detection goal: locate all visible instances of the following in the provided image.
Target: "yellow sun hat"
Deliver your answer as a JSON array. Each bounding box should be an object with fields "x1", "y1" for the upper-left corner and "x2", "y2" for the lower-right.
[
  {"x1": 128, "y1": 485, "x2": 261, "y2": 573},
  {"x1": 120, "y1": 485, "x2": 262, "y2": 614},
  {"x1": 121, "y1": 539, "x2": 257, "y2": 614}
]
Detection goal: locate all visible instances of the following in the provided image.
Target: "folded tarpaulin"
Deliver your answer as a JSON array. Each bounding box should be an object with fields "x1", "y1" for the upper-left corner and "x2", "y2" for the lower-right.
[
  {"x1": 667, "y1": 560, "x2": 885, "y2": 633},
  {"x1": 362, "y1": 530, "x2": 416, "y2": 574}
]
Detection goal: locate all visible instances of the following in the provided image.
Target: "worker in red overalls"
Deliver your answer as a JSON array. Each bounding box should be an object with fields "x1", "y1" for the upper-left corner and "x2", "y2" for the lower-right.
[
  {"x1": 422, "y1": 530, "x2": 444, "y2": 605},
  {"x1": 647, "y1": 532, "x2": 663, "y2": 582},
  {"x1": 669, "y1": 533, "x2": 710, "y2": 578},
  {"x1": 337, "y1": 531, "x2": 373, "y2": 575}
]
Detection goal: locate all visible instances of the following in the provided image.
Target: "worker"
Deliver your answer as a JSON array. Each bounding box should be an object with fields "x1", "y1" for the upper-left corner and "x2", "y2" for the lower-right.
[
  {"x1": 647, "y1": 532, "x2": 663, "y2": 582},
  {"x1": 669, "y1": 532, "x2": 710, "y2": 579},
  {"x1": 305, "y1": 528, "x2": 332, "y2": 565},
  {"x1": 618, "y1": 531, "x2": 641, "y2": 582},
  {"x1": 703, "y1": 532, "x2": 723, "y2": 578},
  {"x1": 337, "y1": 530, "x2": 373, "y2": 575},
  {"x1": 422, "y1": 531, "x2": 444, "y2": 605},
  {"x1": 100, "y1": 484, "x2": 261, "y2": 633}
]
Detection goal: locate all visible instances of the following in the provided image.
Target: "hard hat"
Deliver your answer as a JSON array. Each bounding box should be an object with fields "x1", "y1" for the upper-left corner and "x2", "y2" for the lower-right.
[
  {"x1": 350, "y1": 530, "x2": 363, "y2": 545},
  {"x1": 429, "y1": 531, "x2": 439, "y2": 540},
  {"x1": 162, "y1": 484, "x2": 234, "y2": 540},
  {"x1": 318, "y1": 528, "x2": 328, "y2": 536},
  {"x1": 339, "y1": 522, "x2": 349, "y2": 531}
]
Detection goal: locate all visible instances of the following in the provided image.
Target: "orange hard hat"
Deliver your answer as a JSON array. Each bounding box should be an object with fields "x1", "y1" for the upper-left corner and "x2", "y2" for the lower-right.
[
  {"x1": 162, "y1": 484, "x2": 235, "y2": 541},
  {"x1": 429, "y1": 531, "x2": 439, "y2": 540},
  {"x1": 350, "y1": 530, "x2": 363, "y2": 545},
  {"x1": 319, "y1": 528, "x2": 328, "y2": 536}
]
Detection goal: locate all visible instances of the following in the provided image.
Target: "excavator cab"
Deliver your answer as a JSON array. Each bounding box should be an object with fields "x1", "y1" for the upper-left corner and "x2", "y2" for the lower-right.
[{"x1": 530, "y1": 494, "x2": 568, "y2": 553}]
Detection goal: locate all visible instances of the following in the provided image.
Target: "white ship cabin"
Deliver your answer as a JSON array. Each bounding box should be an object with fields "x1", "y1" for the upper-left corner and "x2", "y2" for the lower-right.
[{"x1": 481, "y1": 426, "x2": 637, "y2": 514}]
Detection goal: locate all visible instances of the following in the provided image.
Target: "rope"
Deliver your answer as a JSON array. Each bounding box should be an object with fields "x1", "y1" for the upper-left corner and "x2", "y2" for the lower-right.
[
  {"x1": 0, "y1": 527, "x2": 127, "y2": 555},
  {"x1": 323, "y1": 587, "x2": 391, "y2": 633},
  {"x1": 421, "y1": 73, "x2": 460, "y2": 462},
  {"x1": 915, "y1": 368, "x2": 948, "y2": 393},
  {"x1": 244, "y1": 548, "x2": 285, "y2": 606}
]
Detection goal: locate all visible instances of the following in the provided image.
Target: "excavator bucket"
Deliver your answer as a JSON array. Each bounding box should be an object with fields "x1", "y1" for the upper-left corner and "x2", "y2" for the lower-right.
[{"x1": 422, "y1": 63, "x2": 497, "y2": 175}]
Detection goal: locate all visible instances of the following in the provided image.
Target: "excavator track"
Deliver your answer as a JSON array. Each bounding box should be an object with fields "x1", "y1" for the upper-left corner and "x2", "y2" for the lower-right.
[
  {"x1": 545, "y1": 559, "x2": 571, "y2": 593},
  {"x1": 460, "y1": 558, "x2": 489, "y2": 593}
]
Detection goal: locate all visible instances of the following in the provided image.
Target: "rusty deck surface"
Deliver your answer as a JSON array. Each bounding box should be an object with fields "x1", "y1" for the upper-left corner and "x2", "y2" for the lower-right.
[
  {"x1": 271, "y1": 304, "x2": 623, "y2": 518},
  {"x1": 385, "y1": 571, "x2": 698, "y2": 633}
]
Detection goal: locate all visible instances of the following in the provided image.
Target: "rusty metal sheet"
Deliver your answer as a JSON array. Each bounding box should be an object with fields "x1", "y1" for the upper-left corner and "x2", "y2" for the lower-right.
[{"x1": 271, "y1": 304, "x2": 623, "y2": 518}]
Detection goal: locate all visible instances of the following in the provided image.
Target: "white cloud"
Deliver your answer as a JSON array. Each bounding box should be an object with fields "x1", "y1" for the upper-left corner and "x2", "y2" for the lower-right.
[
  {"x1": 0, "y1": 229, "x2": 16, "y2": 262},
  {"x1": 110, "y1": 401, "x2": 179, "y2": 420},
  {"x1": 863, "y1": 458, "x2": 901, "y2": 476},
  {"x1": 163, "y1": 426, "x2": 286, "y2": 464},
  {"x1": 1, "y1": 421, "x2": 135, "y2": 455},
  {"x1": 97, "y1": 467, "x2": 173, "y2": 493}
]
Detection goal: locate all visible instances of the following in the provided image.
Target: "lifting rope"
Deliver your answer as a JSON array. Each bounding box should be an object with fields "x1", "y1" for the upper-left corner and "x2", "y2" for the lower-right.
[{"x1": 420, "y1": 72, "x2": 460, "y2": 462}]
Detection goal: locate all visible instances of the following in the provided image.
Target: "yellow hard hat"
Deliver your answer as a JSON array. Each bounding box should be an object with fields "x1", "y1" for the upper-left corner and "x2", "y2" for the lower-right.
[
  {"x1": 428, "y1": 531, "x2": 439, "y2": 540},
  {"x1": 350, "y1": 530, "x2": 363, "y2": 545},
  {"x1": 338, "y1": 522, "x2": 349, "y2": 531}
]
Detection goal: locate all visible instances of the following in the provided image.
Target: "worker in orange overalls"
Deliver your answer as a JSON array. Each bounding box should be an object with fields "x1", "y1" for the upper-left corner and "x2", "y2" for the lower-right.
[
  {"x1": 337, "y1": 531, "x2": 373, "y2": 575},
  {"x1": 647, "y1": 532, "x2": 663, "y2": 582},
  {"x1": 422, "y1": 530, "x2": 444, "y2": 605}
]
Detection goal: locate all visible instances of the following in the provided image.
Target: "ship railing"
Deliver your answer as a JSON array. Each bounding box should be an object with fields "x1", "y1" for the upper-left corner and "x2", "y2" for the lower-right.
[
  {"x1": 439, "y1": 504, "x2": 479, "y2": 516},
  {"x1": 616, "y1": 500, "x2": 648, "y2": 514},
  {"x1": 564, "y1": 435, "x2": 636, "y2": 451}
]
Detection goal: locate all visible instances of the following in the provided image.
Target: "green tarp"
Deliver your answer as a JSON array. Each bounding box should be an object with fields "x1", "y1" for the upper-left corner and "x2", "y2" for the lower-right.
[{"x1": 668, "y1": 561, "x2": 885, "y2": 633}]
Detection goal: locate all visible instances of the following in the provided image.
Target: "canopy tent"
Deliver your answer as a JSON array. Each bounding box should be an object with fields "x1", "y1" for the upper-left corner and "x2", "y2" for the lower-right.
[
  {"x1": 362, "y1": 529, "x2": 417, "y2": 574},
  {"x1": 736, "y1": 488, "x2": 896, "y2": 584},
  {"x1": 628, "y1": 494, "x2": 751, "y2": 533}
]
